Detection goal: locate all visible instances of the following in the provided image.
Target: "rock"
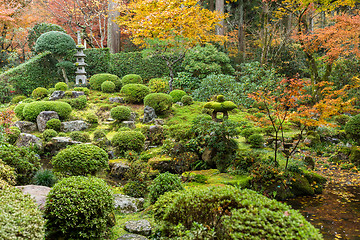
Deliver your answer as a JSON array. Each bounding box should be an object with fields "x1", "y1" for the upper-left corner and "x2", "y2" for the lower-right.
[
  {"x1": 148, "y1": 125, "x2": 164, "y2": 145},
  {"x1": 113, "y1": 194, "x2": 144, "y2": 214},
  {"x1": 130, "y1": 112, "x2": 137, "y2": 122},
  {"x1": 71, "y1": 91, "x2": 85, "y2": 98},
  {"x1": 16, "y1": 133, "x2": 43, "y2": 149},
  {"x1": 122, "y1": 121, "x2": 136, "y2": 129},
  {"x1": 304, "y1": 156, "x2": 315, "y2": 170},
  {"x1": 13, "y1": 121, "x2": 37, "y2": 133},
  {"x1": 175, "y1": 101, "x2": 183, "y2": 106},
  {"x1": 109, "y1": 97, "x2": 125, "y2": 103},
  {"x1": 153, "y1": 119, "x2": 164, "y2": 125},
  {"x1": 109, "y1": 160, "x2": 130, "y2": 178},
  {"x1": 48, "y1": 137, "x2": 82, "y2": 152},
  {"x1": 201, "y1": 147, "x2": 216, "y2": 168},
  {"x1": 49, "y1": 90, "x2": 65, "y2": 101},
  {"x1": 117, "y1": 234, "x2": 149, "y2": 240},
  {"x1": 16, "y1": 185, "x2": 51, "y2": 210},
  {"x1": 61, "y1": 120, "x2": 89, "y2": 132},
  {"x1": 108, "y1": 150, "x2": 116, "y2": 160},
  {"x1": 142, "y1": 106, "x2": 157, "y2": 123},
  {"x1": 124, "y1": 220, "x2": 151, "y2": 236},
  {"x1": 36, "y1": 111, "x2": 59, "y2": 132}
]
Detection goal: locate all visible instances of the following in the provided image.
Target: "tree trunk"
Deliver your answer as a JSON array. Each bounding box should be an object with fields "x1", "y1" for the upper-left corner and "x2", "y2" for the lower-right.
[
  {"x1": 215, "y1": 0, "x2": 224, "y2": 35},
  {"x1": 209, "y1": 0, "x2": 215, "y2": 11},
  {"x1": 61, "y1": 67, "x2": 69, "y2": 84},
  {"x1": 238, "y1": 0, "x2": 246, "y2": 62},
  {"x1": 108, "y1": 0, "x2": 121, "y2": 53}
]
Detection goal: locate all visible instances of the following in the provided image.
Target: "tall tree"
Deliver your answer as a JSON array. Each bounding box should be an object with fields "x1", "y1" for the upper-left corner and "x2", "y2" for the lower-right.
[{"x1": 108, "y1": 0, "x2": 121, "y2": 53}]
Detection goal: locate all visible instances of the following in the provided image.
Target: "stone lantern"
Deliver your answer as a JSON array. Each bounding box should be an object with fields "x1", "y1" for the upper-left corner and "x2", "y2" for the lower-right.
[{"x1": 74, "y1": 31, "x2": 87, "y2": 85}]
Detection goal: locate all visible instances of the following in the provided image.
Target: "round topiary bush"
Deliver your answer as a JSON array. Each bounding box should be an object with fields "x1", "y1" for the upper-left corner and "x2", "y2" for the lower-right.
[
  {"x1": 69, "y1": 131, "x2": 90, "y2": 142},
  {"x1": 110, "y1": 106, "x2": 131, "y2": 121},
  {"x1": 0, "y1": 144, "x2": 41, "y2": 185},
  {"x1": 89, "y1": 73, "x2": 122, "y2": 91},
  {"x1": 93, "y1": 129, "x2": 107, "y2": 140},
  {"x1": 148, "y1": 78, "x2": 169, "y2": 93},
  {"x1": 144, "y1": 93, "x2": 173, "y2": 115},
  {"x1": 181, "y1": 95, "x2": 193, "y2": 105},
  {"x1": 148, "y1": 172, "x2": 184, "y2": 204},
  {"x1": 248, "y1": 134, "x2": 264, "y2": 148},
  {"x1": 74, "y1": 87, "x2": 90, "y2": 95},
  {"x1": 153, "y1": 186, "x2": 323, "y2": 239},
  {"x1": 52, "y1": 143, "x2": 108, "y2": 176},
  {"x1": 11, "y1": 95, "x2": 26, "y2": 104},
  {"x1": 0, "y1": 186, "x2": 45, "y2": 239},
  {"x1": 14, "y1": 103, "x2": 27, "y2": 120},
  {"x1": 46, "y1": 118, "x2": 61, "y2": 131},
  {"x1": 6, "y1": 126, "x2": 21, "y2": 144},
  {"x1": 32, "y1": 87, "x2": 49, "y2": 99},
  {"x1": 44, "y1": 176, "x2": 114, "y2": 239},
  {"x1": 121, "y1": 74, "x2": 142, "y2": 85},
  {"x1": 169, "y1": 89, "x2": 187, "y2": 103},
  {"x1": 42, "y1": 129, "x2": 58, "y2": 142},
  {"x1": 101, "y1": 80, "x2": 116, "y2": 93},
  {"x1": 55, "y1": 82, "x2": 68, "y2": 91},
  {"x1": 35, "y1": 31, "x2": 76, "y2": 56},
  {"x1": 112, "y1": 131, "x2": 145, "y2": 154},
  {"x1": 22, "y1": 101, "x2": 72, "y2": 122},
  {"x1": 120, "y1": 84, "x2": 150, "y2": 103},
  {"x1": 345, "y1": 114, "x2": 360, "y2": 144}
]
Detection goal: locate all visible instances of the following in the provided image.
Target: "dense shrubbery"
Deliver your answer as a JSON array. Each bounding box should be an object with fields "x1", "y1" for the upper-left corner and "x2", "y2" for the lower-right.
[
  {"x1": 86, "y1": 112, "x2": 98, "y2": 124},
  {"x1": 44, "y1": 176, "x2": 114, "y2": 239},
  {"x1": 83, "y1": 48, "x2": 110, "y2": 76},
  {"x1": 28, "y1": 23, "x2": 65, "y2": 51},
  {"x1": 93, "y1": 129, "x2": 107, "y2": 140},
  {"x1": 112, "y1": 130, "x2": 145, "y2": 154},
  {"x1": 0, "y1": 159, "x2": 16, "y2": 188},
  {"x1": 148, "y1": 78, "x2": 170, "y2": 93},
  {"x1": 46, "y1": 118, "x2": 61, "y2": 131},
  {"x1": 120, "y1": 84, "x2": 150, "y2": 103},
  {"x1": 0, "y1": 186, "x2": 45, "y2": 239},
  {"x1": 32, "y1": 87, "x2": 49, "y2": 99},
  {"x1": 35, "y1": 31, "x2": 75, "y2": 56},
  {"x1": 60, "y1": 95, "x2": 87, "y2": 110},
  {"x1": 89, "y1": 73, "x2": 121, "y2": 91},
  {"x1": 181, "y1": 95, "x2": 193, "y2": 105},
  {"x1": 22, "y1": 101, "x2": 72, "y2": 122},
  {"x1": 334, "y1": 114, "x2": 350, "y2": 126},
  {"x1": 345, "y1": 114, "x2": 360, "y2": 144},
  {"x1": 55, "y1": 82, "x2": 68, "y2": 91},
  {"x1": 6, "y1": 126, "x2": 21, "y2": 144},
  {"x1": 74, "y1": 87, "x2": 90, "y2": 95},
  {"x1": 101, "y1": 80, "x2": 116, "y2": 93},
  {"x1": 69, "y1": 131, "x2": 91, "y2": 142},
  {"x1": 144, "y1": 93, "x2": 173, "y2": 115},
  {"x1": 110, "y1": 106, "x2": 131, "y2": 121},
  {"x1": 33, "y1": 169, "x2": 57, "y2": 187},
  {"x1": 121, "y1": 74, "x2": 142, "y2": 85},
  {"x1": 43, "y1": 129, "x2": 58, "y2": 142},
  {"x1": 52, "y1": 144, "x2": 108, "y2": 176},
  {"x1": 248, "y1": 134, "x2": 264, "y2": 148},
  {"x1": 11, "y1": 95, "x2": 26, "y2": 104},
  {"x1": 148, "y1": 172, "x2": 184, "y2": 204},
  {"x1": 169, "y1": 89, "x2": 187, "y2": 103}
]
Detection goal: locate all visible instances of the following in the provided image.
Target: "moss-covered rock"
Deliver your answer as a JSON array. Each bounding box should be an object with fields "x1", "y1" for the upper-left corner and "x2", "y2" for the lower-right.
[
  {"x1": 291, "y1": 173, "x2": 315, "y2": 196},
  {"x1": 349, "y1": 146, "x2": 360, "y2": 167},
  {"x1": 203, "y1": 95, "x2": 237, "y2": 121}
]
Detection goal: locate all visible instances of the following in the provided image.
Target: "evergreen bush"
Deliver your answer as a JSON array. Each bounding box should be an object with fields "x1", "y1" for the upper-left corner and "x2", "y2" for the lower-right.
[
  {"x1": 33, "y1": 169, "x2": 57, "y2": 187},
  {"x1": 86, "y1": 112, "x2": 98, "y2": 124},
  {"x1": 93, "y1": 129, "x2": 107, "y2": 140},
  {"x1": 42, "y1": 129, "x2": 58, "y2": 142},
  {"x1": 69, "y1": 131, "x2": 91, "y2": 142},
  {"x1": 144, "y1": 93, "x2": 173, "y2": 115},
  {"x1": 101, "y1": 80, "x2": 116, "y2": 93},
  {"x1": 120, "y1": 84, "x2": 150, "y2": 103},
  {"x1": 35, "y1": 31, "x2": 75, "y2": 56},
  {"x1": 121, "y1": 74, "x2": 143, "y2": 85},
  {"x1": 148, "y1": 172, "x2": 184, "y2": 204},
  {"x1": 345, "y1": 114, "x2": 360, "y2": 144},
  {"x1": 14, "y1": 103, "x2": 27, "y2": 120},
  {"x1": 181, "y1": 95, "x2": 193, "y2": 105},
  {"x1": 55, "y1": 82, "x2": 68, "y2": 91},
  {"x1": 89, "y1": 73, "x2": 121, "y2": 91},
  {"x1": 169, "y1": 89, "x2": 186, "y2": 103},
  {"x1": 6, "y1": 126, "x2": 21, "y2": 144},
  {"x1": 60, "y1": 95, "x2": 87, "y2": 110},
  {"x1": 148, "y1": 78, "x2": 170, "y2": 93},
  {"x1": 32, "y1": 87, "x2": 49, "y2": 99},
  {"x1": 22, "y1": 101, "x2": 72, "y2": 122},
  {"x1": 110, "y1": 106, "x2": 131, "y2": 121},
  {"x1": 112, "y1": 131, "x2": 145, "y2": 154},
  {"x1": 0, "y1": 159, "x2": 16, "y2": 188},
  {"x1": 11, "y1": 95, "x2": 26, "y2": 104},
  {"x1": 248, "y1": 134, "x2": 265, "y2": 148},
  {"x1": 46, "y1": 118, "x2": 61, "y2": 131}
]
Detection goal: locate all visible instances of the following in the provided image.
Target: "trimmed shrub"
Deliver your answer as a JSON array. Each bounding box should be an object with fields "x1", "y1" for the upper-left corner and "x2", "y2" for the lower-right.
[
  {"x1": 11, "y1": 95, "x2": 26, "y2": 104},
  {"x1": 0, "y1": 186, "x2": 45, "y2": 239},
  {"x1": 14, "y1": 103, "x2": 27, "y2": 120},
  {"x1": 74, "y1": 87, "x2": 90, "y2": 95},
  {"x1": 0, "y1": 159, "x2": 16, "y2": 188},
  {"x1": 334, "y1": 114, "x2": 350, "y2": 126},
  {"x1": 148, "y1": 172, "x2": 184, "y2": 204},
  {"x1": 6, "y1": 126, "x2": 21, "y2": 144},
  {"x1": 169, "y1": 89, "x2": 186, "y2": 103},
  {"x1": 148, "y1": 78, "x2": 169, "y2": 93},
  {"x1": 33, "y1": 169, "x2": 57, "y2": 187},
  {"x1": 101, "y1": 80, "x2": 116, "y2": 93},
  {"x1": 89, "y1": 73, "x2": 121, "y2": 91},
  {"x1": 46, "y1": 118, "x2": 61, "y2": 131},
  {"x1": 23, "y1": 101, "x2": 72, "y2": 122},
  {"x1": 48, "y1": 88, "x2": 56, "y2": 95},
  {"x1": 28, "y1": 22, "x2": 65, "y2": 51},
  {"x1": 60, "y1": 95, "x2": 87, "y2": 110},
  {"x1": 43, "y1": 129, "x2": 58, "y2": 142},
  {"x1": 35, "y1": 31, "x2": 76, "y2": 56},
  {"x1": 0, "y1": 144, "x2": 41, "y2": 185},
  {"x1": 123, "y1": 180, "x2": 148, "y2": 198},
  {"x1": 120, "y1": 84, "x2": 150, "y2": 103},
  {"x1": 153, "y1": 186, "x2": 322, "y2": 239},
  {"x1": 86, "y1": 112, "x2": 98, "y2": 124},
  {"x1": 52, "y1": 144, "x2": 108, "y2": 176},
  {"x1": 144, "y1": 93, "x2": 173, "y2": 115},
  {"x1": 112, "y1": 131, "x2": 145, "y2": 154},
  {"x1": 69, "y1": 131, "x2": 91, "y2": 142},
  {"x1": 44, "y1": 176, "x2": 114, "y2": 239},
  {"x1": 121, "y1": 74, "x2": 143, "y2": 85},
  {"x1": 93, "y1": 129, "x2": 107, "y2": 140},
  {"x1": 83, "y1": 48, "x2": 110, "y2": 76},
  {"x1": 248, "y1": 134, "x2": 264, "y2": 148},
  {"x1": 110, "y1": 106, "x2": 131, "y2": 121},
  {"x1": 55, "y1": 82, "x2": 68, "y2": 91},
  {"x1": 181, "y1": 95, "x2": 193, "y2": 105},
  {"x1": 345, "y1": 114, "x2": 360, "y2": 144},
  {"x1": 32, "y1": 87, "x2": 49, "y2": 99}
]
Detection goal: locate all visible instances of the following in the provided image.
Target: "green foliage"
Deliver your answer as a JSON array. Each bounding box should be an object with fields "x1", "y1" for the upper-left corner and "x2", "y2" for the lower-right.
[
  {"x1": 27, "y1": 23, "x2": 65, "y2": 51},
  {"x1": 181, "y1": 95, "x2": 193, "y2": 105},
  {"x1": 111, "y1": 131, "x2": 145, "y2": 154},
  {"x1": 86, "y1": 112, "x2": 98, "y2": 124},
  {"x1": 345, "y1": 114, "x2": 360, "y2": 144},
  {"x1": 248, "y1": 134, "x2": 264, "y2": 148},
  {"x1": 181, "y1": 44, "x2": 235, "y2": 79},
  {"x1": 121, "y1": 74, "x2": 143, "y2": 85},
  {"x1": 52, "y1": 144, "x2": 108, "y2": 176},
  {"x1": 55, "y1": 82, "x2": 68, "y2": 91},
  {"x1": 42, "y1": 129, "x2": 58, "y2": 142},
  {"x1": 0, "y1": 186, "x2": 45, "y2": 239},
  {"x1": 46, "y1": 118, "x2": 61, "y2": 131},
  {"x1": 81, "y1": 48, "x2": 110, "y2": 76},
  {"x1": 120, "y1": 84, "x2": 150, "y2": 103},
  {"x1": 93, "y1": 129, "x2": 106, "y2": 140},
  {"x1": 44, "y1": 176, "x2": 114, "y2": 239},
  {"x1": 11, "y1": 95, "x2": 26, "y2": 104},
  {"x1": 89, "y1": 73, "x2": 121, "y2": 91},
  {"x1": 167, "y1": 124, "x2": 193, "y2": 142},
  {"x1": 149, "y1": 78, "x2": 170, "y2": 93},
  {"x1": 169, "y1": 89, "x2": 187, "y2": 103},
  {"x1": 203, "y1": 98, "x2": 237, "y2": 112},
  {"x1": 60, "y1": 95, "x2": 87, "y2": 110},
  {"x1": 110, "y1": 106, "x2": 131, "y2": 121},
  {"x1": 173, "y1": 72, "x2": 201, "y2": 93},
  {"x1": 241, "y1": 127, "x2": 259, "y2": 140},
  {"x1": 0, "y1": 159, "x2": 16, "y2": 188},
  {"x1": 101, "y1": 80, "x2": 116, "y2": 93},
  {"x1": 32, "y1": 87, "x2": 49, "y2": 99},
  {"x1": 0, "y1": 144, "x2": 41, "y2": 185},
  {"x1": 123, "y1": 180, "x2": 149, "y2": 198},
  {"x1": 334, "y1": 114, "x2": 350, "y2": 126},
  {"x1": 144, "y1": 93, "x2": 173, "y2": 115},
  {"x1": 48, "y1": 88, "x2": 56, "y2": 95},
  {"x1": 33, "y1": 169, "x2": 57, "y2": 187},
  {"x1": 69, "y1": 131, "x2": 90, "y2": 142},
  {"x1": 22, "y1": 101, "x2": 72, "y2": 122},
  {"x1": 14, "y1": 103, "x2": 27, "y2": 120},
  {"x1": 6, "y1": 126, "x2": 21, "y2": 144},
  {"x1": 73, "y1": 87, "x2": 90, "y2": 95},
  {"x1": 35, "y1": 31, "x2": 76, "y2": 56},
  {"x1": 350, "y1": 146, "x2": 360, "y2": 167},
  {"x1": 148, "y1": 172, "x2": 184, "y2": 204}
]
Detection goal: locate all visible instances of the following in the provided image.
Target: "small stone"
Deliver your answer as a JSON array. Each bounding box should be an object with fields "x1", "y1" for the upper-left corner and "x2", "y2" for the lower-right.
[
  {"x1": 61, "y1": 120, "x2": 89, "y2": 132},
  {"x1": 153, "y1": 119, "x2": 164, "y2": 125},
  {"x1": 122, "y1": 121, "x2": 136, "y2": 129},
  {"x1": 13, "y1": 121, "x2": 37, "y2": 133},
  {"x1": 109, "y1": 97, "x2": 125, "y2": 103},
  {"x1": 143, "y1": 106, "x2": 157, "y2": 123},
  {"x1": 175, "y1": 102, "x2": 183, "y2": 106},
  {"x1": 49, "y1": 137, "x2": 82, "y2": 151},
  {"x1": 129, "y1": 112, "x2": 137, "y2": 121},
  {"x1": 16, "y1": 185, "x2": 51, "y2": 210},
  {"x1": 124, "y1": 220, "x2": 151, "y2": 236},
  {"x1": 49, "y1": 90, "x2": 65, "y2": 101},
  {"x1": 16, "y1": 133, "x2": 43, "y2": 149},
  {"x1": 72, "y1": 91, "x2": 85, "y2": 98},
  {"x1": 113, "y1": 194, "x2": 144, "y2": 214},
  {"x1": 117, "y1": 234, "x2": 149, "y2": 240}
]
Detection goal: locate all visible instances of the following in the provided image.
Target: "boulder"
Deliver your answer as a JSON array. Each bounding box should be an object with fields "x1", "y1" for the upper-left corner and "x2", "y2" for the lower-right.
[
  {"x1": 49, "y1": 90, "x2": 65, "y2": 101},
  {"x1": 36, "y1": 111, "x2": 59, "y2": 132},
  {"x1": 16, "y1": 133, "x2": 43, "y2": 149},
  {"x1": 48, "y1": 137, "x2": 82, "y2": 152},
  {"x1": 61, "y1": 120, "x2": 89, "y2": 132},
  {"x1": 71, "y1": 91, "x2": 85, "y2": 98},
  {"x1": 153, "y1": 119, "x2": 164, "y2": 125},
  {"x1": 142, "y1": 106, "x2": 157, "y2": 123},
  {"x1": 130, "y1": 112, "x2": 137, "y2": 122},
  {"x1": 148, "y1": 125, "x2": 164, "y2": 145},
  {"x1": 117, "y1": 234, "x2": 148, "y2": 240},
  {"x1": 16, "y1": 185, "x2": 51, "y2": 210},
  {"x1": 113, "y1": 194, "x2": 144, "y2": 214},
  {"x1": 109, "y1": 160, "x2": 130, "y2": 178},
  {"x1": 122, "y1": 121, "x2": 136, "y2": 129},
  {"x1": 175, "y1": 102, "x2": 184, "y2": 106},
  {"x1": 109, "y1": 97, "x2": 125, "y2": 103},
  {"x1": 124, "y1": 220, "x2": 151, "y2": 236},
  {"x1": 13, "y1": 121, "x2": 37, "y2": 133}
]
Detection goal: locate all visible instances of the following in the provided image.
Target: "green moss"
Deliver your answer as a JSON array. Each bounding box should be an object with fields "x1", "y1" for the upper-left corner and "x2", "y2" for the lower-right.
[{"x1": 291, "y1": 173, "x2": 315, "y2": 196}]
